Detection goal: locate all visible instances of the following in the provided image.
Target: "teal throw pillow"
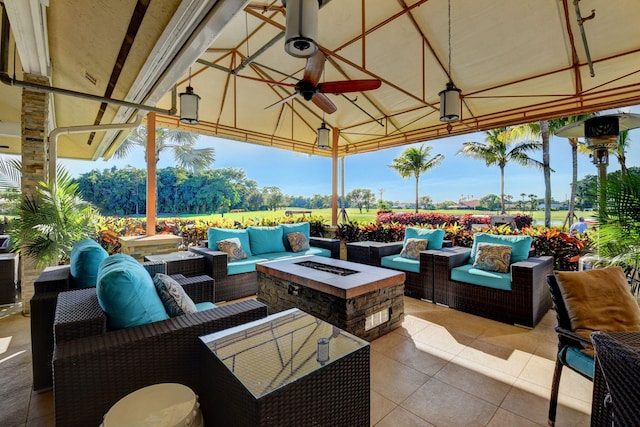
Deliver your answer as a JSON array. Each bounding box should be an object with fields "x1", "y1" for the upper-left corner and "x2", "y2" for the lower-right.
[
  {"x1": 153, "y1": 273, "x2": 197, "y2": 317},
  {"x1": 404, "y1": 227, "x2": 445, "y2": 250},
  {"x1": 69, "y1": 239, "x2": 109, "y2": 288},
  {"x1": 247, "y1": 225, "x2": 286, "y2": 255},
  {"x1": 282, "y1": 222, "x2": 311, "y2": 251},
  {"x1": 208, "y1": 227, "x2": 252, "y2": 257},
  {"x1": 96, "y1": 254, "x2": 169, "y2": 330},
  {"x1": 470, "y1": 233, "x2": 532, "y2": 264}
]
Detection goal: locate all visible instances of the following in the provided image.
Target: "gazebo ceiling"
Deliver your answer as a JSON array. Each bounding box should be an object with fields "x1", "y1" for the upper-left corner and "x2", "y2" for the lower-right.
[{"x1": 2, "y1": 0, "x2": 640, "y2": 160}]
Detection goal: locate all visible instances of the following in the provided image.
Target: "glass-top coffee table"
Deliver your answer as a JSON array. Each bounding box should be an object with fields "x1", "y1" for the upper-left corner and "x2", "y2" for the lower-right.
[{"x1": 199, "y1": 308, "x2": 370, "y2": 426}]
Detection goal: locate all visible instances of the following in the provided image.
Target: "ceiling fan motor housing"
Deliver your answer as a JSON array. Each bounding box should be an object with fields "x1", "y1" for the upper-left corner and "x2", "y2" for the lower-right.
[
  {"x1": 283, "y1": 0, "x2": 321, "y2": 58},
  {"x1": 585, "y1": 116, "x2": 619, "y2": 150}
]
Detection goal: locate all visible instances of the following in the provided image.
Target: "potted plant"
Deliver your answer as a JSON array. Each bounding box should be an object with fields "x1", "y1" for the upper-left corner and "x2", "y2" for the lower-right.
[{"x1": 1, "y1": 159, "x2": 97, "y2": 267}]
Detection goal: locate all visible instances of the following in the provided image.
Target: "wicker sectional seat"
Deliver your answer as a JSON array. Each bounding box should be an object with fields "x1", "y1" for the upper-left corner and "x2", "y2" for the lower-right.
[
  {"x1": 432, "y1": 233, "x2": 553, "y2": 327},
  {"x1": 189, "y1": 223, "x2": 339, "y2": 302},
  {"x1": 52, "y1": 286, "x2": 268, "y2": 427}
]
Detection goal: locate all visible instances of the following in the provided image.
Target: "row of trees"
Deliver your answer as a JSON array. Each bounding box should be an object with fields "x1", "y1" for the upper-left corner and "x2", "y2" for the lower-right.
[
  {"x1": 387, "y1": 115, "x2": 633, "y2": 228},
  {"x1": 69, "y1": 165, "x2": 617, "y2": 217}
]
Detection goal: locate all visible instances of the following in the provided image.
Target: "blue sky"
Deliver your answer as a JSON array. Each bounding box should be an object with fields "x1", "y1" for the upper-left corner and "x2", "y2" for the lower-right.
[{"x1": 59, "y1": 108, "x2": 640, "y2": 204}]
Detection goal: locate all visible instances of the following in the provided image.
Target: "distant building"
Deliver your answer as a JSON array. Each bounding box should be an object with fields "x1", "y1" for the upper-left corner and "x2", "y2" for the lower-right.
[
  {"x1": 537, "y1": 203, "x2": 567, "y2": 210},
  {"x1": 449, "y1": 199, "x2": 480, "y2": 210}
]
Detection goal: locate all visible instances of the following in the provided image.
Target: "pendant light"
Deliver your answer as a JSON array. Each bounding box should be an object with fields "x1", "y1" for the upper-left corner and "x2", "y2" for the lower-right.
[
  {"x1": 179, "y1": 68, "x2": 200, "y2": 125},
  {"x1": 317, "y1": 121, "x2": 330, "y2": 149},
  {"x1": 439, "y1": 0, "x2": 461, "y2": 123},
  {"x1": 282, "y1": 0, "x2": 320, "y2": 58}
]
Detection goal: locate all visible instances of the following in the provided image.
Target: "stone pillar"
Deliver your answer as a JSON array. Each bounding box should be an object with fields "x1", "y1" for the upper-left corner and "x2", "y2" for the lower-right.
[{"x1": 20, "y1": 73, "x2": 50, "y2": 314}]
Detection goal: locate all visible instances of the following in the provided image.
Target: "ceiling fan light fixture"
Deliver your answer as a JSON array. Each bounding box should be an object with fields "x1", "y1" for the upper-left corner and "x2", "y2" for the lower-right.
[
  {"x1": 283, "y1": 0, "x2": 319, "y2": 58},
  {"x1": 317, "y1": 122, "x2": 330, "y2": 149},
  {"x1": 179, "y1": 85, "x2": 200, "y2": 125},
  {"x1": 439, "y1": 82, "x2": 461, "y2": 122}
]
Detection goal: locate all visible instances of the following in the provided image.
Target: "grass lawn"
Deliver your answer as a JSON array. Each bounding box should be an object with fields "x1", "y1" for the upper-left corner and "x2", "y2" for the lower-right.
[{"x1": 163, "y1": 208, "x2": 594, "y2": 226}]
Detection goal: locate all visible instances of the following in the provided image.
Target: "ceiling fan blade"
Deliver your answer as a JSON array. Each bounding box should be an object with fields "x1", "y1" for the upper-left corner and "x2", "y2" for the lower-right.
[
  {"x1": 312, "y1": 93, "x2": 337, "y2": 114},
  {"x1": 303, "y1": 51, "x2": 326, "y2": 86},
  {"x1": 265, "y1": 92, "x2": 300, "y2": 110},
  {"x1": 318, "y1": 79, "x2": 382, "y2": 94}
]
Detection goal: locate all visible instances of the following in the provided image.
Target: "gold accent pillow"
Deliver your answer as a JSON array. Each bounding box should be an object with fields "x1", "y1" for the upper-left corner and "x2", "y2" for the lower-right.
[
  {"x1": 287, "y1": 232, "x2": 310, "y2": 252},
  {"x1": 400, "y1": 238, "x2": 428, "y2": 260},
  {"x1": 473, "y1": 243, "x2": 512, "y2": 273},
  {"x1": 216, "y1": 237, "x2": 248, "y2": 261},
  {"x1": 555, "y1": 266, "x2": 640, "y2": 356}
]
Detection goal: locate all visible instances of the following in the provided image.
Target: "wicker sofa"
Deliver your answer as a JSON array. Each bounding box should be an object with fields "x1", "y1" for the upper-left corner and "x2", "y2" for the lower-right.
[
  {"x1": 432, "y1": 233, "x2": 553, "y2": 327},
  {"x1": 189, "y1": 223, "x2": 340, "y2": 302},
  {"x1": 52, "y1": 285, "x2": 268, "y2": 427}
]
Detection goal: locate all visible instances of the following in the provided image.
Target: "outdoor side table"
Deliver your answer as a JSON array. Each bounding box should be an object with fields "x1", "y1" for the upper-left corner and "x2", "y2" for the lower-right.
[
  {"x1": 0, "y1": 252, "x2": 19, "y2": 304},
  {"x1": 199, "y1": 308, "x2": 370, "y2": 426},
  {"x1": 144, "y1": 251, "x2": 204, "y2": 276},
  {"x1": 346, "y1": 241, "x2": 399, "y2": 266}
]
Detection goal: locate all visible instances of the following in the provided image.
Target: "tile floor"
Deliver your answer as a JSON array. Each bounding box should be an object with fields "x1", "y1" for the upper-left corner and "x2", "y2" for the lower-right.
[{"x1": 1, "y1": 297, "x2": 592, "y2": 426}]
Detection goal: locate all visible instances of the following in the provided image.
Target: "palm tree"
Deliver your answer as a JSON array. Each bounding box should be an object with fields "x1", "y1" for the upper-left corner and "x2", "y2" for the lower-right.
[
  {"x1": 549, "y1": 114, "x2": 593, "y2": 229},
  {"x1": 613, "y1": 129, "x2": 631, "y2": 177},
  {"x1": 114, "y1": 126, "x2": 214, "y2": 172},
  {"x1": 389, "y1": 145, "x2": 444, "y2": 213},
  {"x1": 458, "y1": 128, "x2": 543, "y2": 214}
]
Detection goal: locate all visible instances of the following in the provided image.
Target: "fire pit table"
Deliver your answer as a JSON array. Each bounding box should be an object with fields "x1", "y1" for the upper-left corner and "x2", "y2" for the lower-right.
[{"x1": 256, "y1": 255, "x2": 405, "y2": 341}]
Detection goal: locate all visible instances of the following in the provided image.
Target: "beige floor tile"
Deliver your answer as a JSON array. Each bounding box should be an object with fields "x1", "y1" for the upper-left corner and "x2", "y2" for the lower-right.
[
  {"x1": 501, "y1": 379, "x2": 590, "y2": 426},
  {"x1": 371, "y1": 329, "x2": 410, "y2": 353},
  {"x1": 416, "y1": 310, "x2": 495, "y2": 339},
  {"x1": 412, "y1": 324, "x2": 475, "y2": 357},
  {"x1": 380, "y1": 336, "x2": 452, "y2": 376},
  {"x1": 395, "y1": 315, "x2": 434, "y2": 338},
  {"x1": 456, "y1": 339, "x2": 532, "y2": 378},
  {"x1": 518, "y1": 354, "x2": 593, "y2": 403},
  {"x1": 375, "y1": 406, "x2": 435, "y2": 427},
  {"x1": 476, "y1": 324, "x2": 541, "y2": 354},
  {"x1": 402, "y1": 378, "x2": 498, "y2": 427},
  {"x1": 434, "y1": 360, "x2": 514, "y2": 406},
  {"x1": 487, "y1": 408, "x2": 544, "y2": 426},
  {"x1": 370, "y1": 350, "x2": 430, "y2": 404},
  {"x1": 371, "y1": 390, "x2": 397, "y2": 426}
]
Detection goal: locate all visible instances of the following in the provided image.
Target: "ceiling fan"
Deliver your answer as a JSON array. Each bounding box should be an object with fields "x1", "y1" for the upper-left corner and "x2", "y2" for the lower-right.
[{"x1": 239, "y1": 51, "x2": 381, "y2": 114}]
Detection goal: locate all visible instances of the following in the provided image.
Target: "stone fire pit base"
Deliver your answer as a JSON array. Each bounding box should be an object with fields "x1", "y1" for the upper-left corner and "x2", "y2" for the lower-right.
[{"x1": 256, "y1": 256, "x2": 405, "y2": 341}]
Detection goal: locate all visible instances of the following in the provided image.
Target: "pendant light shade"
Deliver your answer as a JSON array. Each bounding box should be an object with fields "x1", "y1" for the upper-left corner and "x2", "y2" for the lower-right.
[
  {"x1": 283, "y1": 0, "x2": 319, "y2": 58},
  {"x1": 317, "y1": 122, "x2": 330, "y2": 149},
  {"x1": 439, "y1": 82, "x2": 461, "y2": 122},
  {"x1": 439, "y1": 0, "x2": 461, "y2": 124},
  {"x1": 179, "y1": 85, "x2": 200, "y2": 125}
]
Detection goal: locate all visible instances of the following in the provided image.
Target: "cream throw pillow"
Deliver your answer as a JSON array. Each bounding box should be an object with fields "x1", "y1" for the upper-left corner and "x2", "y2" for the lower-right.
[
  {"x1": 473, "y1": 243, "x2": 512, "y2": 273},
  {"x1": 400, "y1": 238, "x2": 428, "y2": 260},
  {"x1": 217, "y1": 237, "x2": 248, "y2": 261},
  {"x1": 555, "y1": 266, "x2": 640, "y2": 356},
  {"x1": 287, "y1": 232, "x2": 310, "y2": 252}
]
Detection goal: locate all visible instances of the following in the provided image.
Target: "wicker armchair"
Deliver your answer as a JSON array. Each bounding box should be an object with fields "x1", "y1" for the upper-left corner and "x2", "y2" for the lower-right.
[
  {"x1": 590, "y1": 331, "x2": 640, "y2": 427},
  {"x1": 52, "y1": 286, "x2": 268, "y2": 427},
  {"x1": 189, "y1": 236, "x2": 339, "y2": 302},
  {"x1": 359, "y1": 241, "x2": 459, "y2": 301},
  {"x1": 432, "y1": 248, "x2": 552, "y2": 327},
  {"x1": 545, "y1": 274, "x2": 597, "y2": 426},
  {"x1": 29, "y1": 261, "x2": 208, "y2": 391}
]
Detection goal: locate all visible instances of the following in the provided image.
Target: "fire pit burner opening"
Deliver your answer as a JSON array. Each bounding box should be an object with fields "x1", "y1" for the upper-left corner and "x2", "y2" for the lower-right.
[{"x1": 295, "y1": 260, "x2": 359, "y2": 276}]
